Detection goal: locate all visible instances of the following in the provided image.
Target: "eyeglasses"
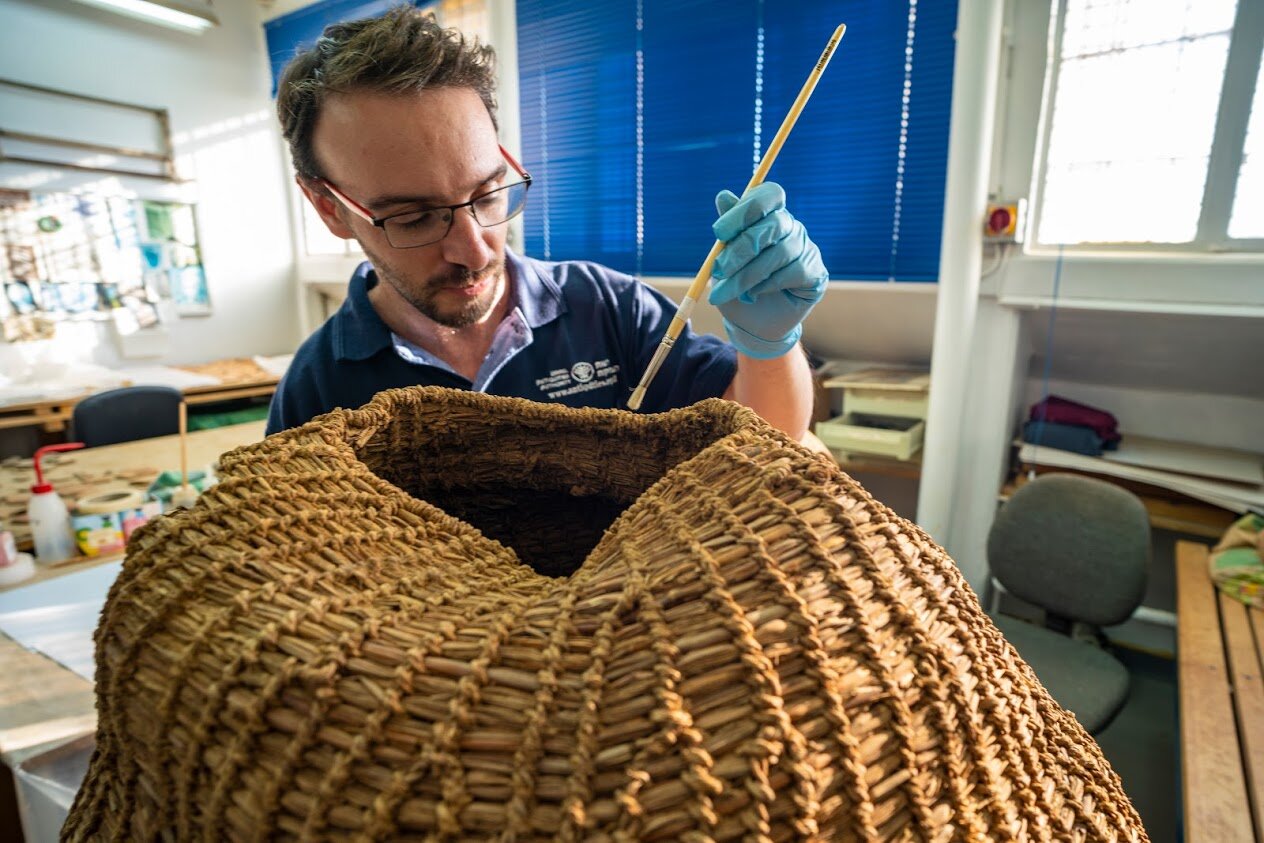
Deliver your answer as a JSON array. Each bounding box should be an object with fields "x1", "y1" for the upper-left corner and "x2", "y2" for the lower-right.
[{"x1": 315, "y1": 145, "x2": 532, "y2": 249}]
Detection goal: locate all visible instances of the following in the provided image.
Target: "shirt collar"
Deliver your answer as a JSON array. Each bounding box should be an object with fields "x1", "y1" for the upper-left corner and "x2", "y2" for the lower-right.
[
  {"x1": 333, "y1": 249, "x2": 564, "y2": 363},
  {"x1": 504, "y1": 248, "x2": 566, "y2": 328},
  {"x1": 333, "y1": 260, "x2": 391, "y2": 362}
]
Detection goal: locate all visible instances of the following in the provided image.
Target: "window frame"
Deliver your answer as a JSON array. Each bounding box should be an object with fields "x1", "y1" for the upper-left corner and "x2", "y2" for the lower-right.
[{"x1": 1027, "y1": 0, "x2": 1264, "y2": 255}]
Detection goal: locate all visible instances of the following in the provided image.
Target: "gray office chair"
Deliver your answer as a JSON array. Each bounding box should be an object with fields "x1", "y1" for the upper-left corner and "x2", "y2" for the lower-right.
[
  {"x1": 71, "y1": 385, "x2": 183, "y2": 447},
  {"x1": 988, "y1": 473, "x2": 1149, "y2": 734}
]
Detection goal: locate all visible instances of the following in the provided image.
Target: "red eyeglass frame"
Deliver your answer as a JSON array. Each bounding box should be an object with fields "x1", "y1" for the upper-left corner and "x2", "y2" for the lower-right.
[{"x1": 314, "y1": 144, "x2": 532, "y2": 230}]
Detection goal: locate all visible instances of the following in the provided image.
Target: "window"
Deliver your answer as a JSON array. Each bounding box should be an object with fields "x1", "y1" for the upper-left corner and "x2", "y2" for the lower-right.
[
  {"x1": 300, "y1": 192, "x2": 358, "y2": 257},
  {"x1": 1034, "y1": 0, "x2": 1264, "y2": 250},
  {"x1": 516, "y1": 0, "x2": 959, "y2": 282},
  {"x1": 1229, "y1": 49, "x2": 1264, "y2": 238}
]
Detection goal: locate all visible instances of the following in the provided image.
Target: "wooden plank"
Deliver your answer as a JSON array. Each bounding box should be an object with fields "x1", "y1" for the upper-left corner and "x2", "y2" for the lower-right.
[
  {"x1": 832, "y1": 451, "x2": 922, "y2": 480},
  {"x1": 182, "y1": 383, "x2": 278, "y2": 405},
  {"x1": 1144, "y1": 495, "x2": 1237, "y2": 540},
  {"x1": 1177, "y1": 540, "x2": 1255, "y2": 842},
  {"x1": 1220, "y1": 592, "x2": 1264, "y2": 839},
  {"x1": 0, "y1": 393, "x2": 89, "y2": 415},
  {"x1": 183, "y1": 377, "x2": 278, "y2": 395},
  {"x1": 0, "y1": 402, "x2": 73, "y2": 432},
  {"x1": 1250, "y1": 604, "x2": 1264, "y2": 839},
  {"x1": 0, "y1": 413, "x2": 48, "y2": 432}
]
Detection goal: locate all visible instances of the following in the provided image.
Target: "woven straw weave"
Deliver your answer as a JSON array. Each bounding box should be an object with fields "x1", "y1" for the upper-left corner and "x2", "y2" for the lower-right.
[{"x1": 65, "y1": 386, "x2": 1145, "y2": 842}]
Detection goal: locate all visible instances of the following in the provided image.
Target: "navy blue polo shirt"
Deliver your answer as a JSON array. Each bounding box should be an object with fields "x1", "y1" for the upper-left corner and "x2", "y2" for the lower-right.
[{"x1": 266, "y1": 249, "x2": 738, "y2": 434}]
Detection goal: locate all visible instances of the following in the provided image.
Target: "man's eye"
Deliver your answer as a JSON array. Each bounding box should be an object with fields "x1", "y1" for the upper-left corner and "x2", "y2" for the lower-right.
[
  {"x1": 474, "y1": 191, "x2": 506, "y2": 211},
  {"x1": 392, "y1": 209, "x2": 444, "y2": 230}
]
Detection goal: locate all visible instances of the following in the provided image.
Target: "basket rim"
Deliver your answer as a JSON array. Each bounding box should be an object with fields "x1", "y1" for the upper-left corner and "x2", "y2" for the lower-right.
[{"x1": 216, "y1": 387, "x2": 795, "y2": 580}]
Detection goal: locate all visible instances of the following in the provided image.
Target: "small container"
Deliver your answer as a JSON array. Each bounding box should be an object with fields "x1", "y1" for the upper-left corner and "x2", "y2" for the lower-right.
[
  {"x1": 814, "y1": 412, "x2": 925, "y2": 461},
  {"x1": 120, "y1": 501, "x2": 162, "y2": 542},
  {"x1": 72, "y1": 512, "x2": 126, "y2": 557},
  {"x1": 822, "y1": 368, "x2": 931, "y2": 420},
  {"x1": 0, "y1": 530, "x2": 16, "y2": 567},
  {"x1": 0, "y1": 552, "x2": 36, "y2": 587},
  {"x1": 28, "y1": 443, "x2": 86, "y2": 565},
  {"x1": 71, "y1": 489, "x2": 148, "y2": 556},
  {"x1": 0, "y1": 531, "x2": 35, "y2": 586}
]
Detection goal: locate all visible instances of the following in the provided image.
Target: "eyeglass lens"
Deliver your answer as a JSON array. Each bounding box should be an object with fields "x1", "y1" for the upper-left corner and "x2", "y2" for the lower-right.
[{"x1": 383, "y1": 181, "x2": 529, "y2": 248}]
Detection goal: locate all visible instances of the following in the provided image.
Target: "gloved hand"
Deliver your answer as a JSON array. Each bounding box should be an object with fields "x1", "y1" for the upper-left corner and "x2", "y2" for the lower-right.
[{"x1": 707, "y1": 182, "x2": 829, "y2": 359}]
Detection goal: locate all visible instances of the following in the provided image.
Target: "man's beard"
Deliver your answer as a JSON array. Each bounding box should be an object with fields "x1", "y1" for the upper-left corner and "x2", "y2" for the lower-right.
[{"x1": 364, "y1": 246, "x2": 504, "y2": 329}]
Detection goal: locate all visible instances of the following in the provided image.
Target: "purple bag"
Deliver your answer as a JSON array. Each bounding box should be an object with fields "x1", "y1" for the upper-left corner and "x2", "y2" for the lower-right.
[{"x1": 1029, "y1": 395, "x2": 1121, "y2": 444}]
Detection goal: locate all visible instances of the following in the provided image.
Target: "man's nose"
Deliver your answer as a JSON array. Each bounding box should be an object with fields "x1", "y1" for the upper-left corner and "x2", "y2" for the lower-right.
[{"x1": 441, "y1": 205, "x2": 495, "y2": 268}]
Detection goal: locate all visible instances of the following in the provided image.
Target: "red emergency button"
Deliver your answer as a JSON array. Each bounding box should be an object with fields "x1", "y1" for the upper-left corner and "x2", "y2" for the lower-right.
[{"x1": 988, "y1": 206, "x2": 1013, "y2": 235}]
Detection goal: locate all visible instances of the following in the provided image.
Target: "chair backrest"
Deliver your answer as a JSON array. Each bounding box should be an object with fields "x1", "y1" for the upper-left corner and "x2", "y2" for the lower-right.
[
  {"x1": 72, "y1": 386, "x2": 183, "y2": 448},
  {"x1": 988, "y1": 473, "x2": 1149, "y2": 627}
]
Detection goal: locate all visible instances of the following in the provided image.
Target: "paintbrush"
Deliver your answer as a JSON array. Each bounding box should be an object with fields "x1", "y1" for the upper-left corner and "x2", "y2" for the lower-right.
[{"x1": 628, "y1": 22, "x2": 846, "y2": 410}]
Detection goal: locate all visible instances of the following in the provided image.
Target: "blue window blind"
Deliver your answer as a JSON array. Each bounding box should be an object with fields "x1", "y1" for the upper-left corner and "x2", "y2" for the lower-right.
[
  {"x1": 263, "y1": 1, "x2": 435, "y2": 97},
  {"x1": 517, "y1": 0, "x2": 957, "y2": 282}
]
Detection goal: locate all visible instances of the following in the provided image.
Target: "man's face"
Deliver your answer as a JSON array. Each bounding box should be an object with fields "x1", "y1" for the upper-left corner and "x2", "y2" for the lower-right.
[{"x1": 307, "y1": 87, "x2": 509, "y2": 328}]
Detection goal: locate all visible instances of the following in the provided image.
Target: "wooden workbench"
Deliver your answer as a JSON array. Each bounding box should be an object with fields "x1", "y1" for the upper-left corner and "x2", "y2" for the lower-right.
[
  {"x1": 0, "y1": 357, "x2": 280, "y2": 434},
  {"x1": 0, "y1": 421, "x2": 266, "y2": 767},
  {"x1": 2, "y1": 420, "x2": 267, "y2": 559},
  {"x1": 1176, "y1": 540, "x2": 1263, "y2": 842}
]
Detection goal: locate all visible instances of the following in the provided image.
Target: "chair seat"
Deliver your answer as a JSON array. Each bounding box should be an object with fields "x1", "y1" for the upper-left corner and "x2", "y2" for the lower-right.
[{"x1": 992, "y1": 613, "x2": 1130, "y2": 734}]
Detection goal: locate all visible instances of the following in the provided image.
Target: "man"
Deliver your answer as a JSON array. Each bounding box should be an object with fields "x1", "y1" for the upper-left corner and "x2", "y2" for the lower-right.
[{"x1": 268, "y1": 7, "x2": 828, "y2": 439}]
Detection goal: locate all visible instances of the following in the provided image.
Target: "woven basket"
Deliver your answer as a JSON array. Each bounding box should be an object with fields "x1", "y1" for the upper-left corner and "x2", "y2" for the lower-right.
[{"x1": 65, "y1": 387, "x2": 1145, "y2": 842}]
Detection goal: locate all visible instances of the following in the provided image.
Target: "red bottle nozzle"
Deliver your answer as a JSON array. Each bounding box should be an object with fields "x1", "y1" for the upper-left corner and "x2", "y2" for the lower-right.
[{"x1": 32, "y1": 443, "x2": 86, "y2": 494}]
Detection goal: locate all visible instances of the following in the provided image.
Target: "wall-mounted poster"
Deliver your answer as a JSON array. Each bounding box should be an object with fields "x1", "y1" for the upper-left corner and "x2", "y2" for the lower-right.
[
  {"x1": 140, "y1": 200, "x2": 210, "y2": 316},
  {"x1": 0, "y1": 188, "x2": 210, "y2": 341}
]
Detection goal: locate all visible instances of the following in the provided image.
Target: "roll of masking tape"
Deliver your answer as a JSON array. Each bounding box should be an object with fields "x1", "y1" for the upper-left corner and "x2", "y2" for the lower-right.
[
  {"x1": 73, "y1": 489, "x2": 148, "y2": 557},
  {"x1": 76, "y1": 489, "x2": 145, "y2": 515}
]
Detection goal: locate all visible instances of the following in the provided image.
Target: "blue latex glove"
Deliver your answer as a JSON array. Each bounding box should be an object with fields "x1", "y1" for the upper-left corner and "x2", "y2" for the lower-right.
[{"x1": 708, "y1": 182, "x2": 829, "y2": 359}]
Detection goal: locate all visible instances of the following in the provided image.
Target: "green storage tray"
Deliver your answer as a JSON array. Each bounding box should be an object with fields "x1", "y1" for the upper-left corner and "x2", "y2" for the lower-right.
[{"x1": 814, "y1": 412, "x2": 925, "y2": 461}]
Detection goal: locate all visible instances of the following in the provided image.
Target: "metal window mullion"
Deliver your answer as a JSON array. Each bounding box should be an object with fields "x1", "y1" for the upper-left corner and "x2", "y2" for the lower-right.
[
  {"x1": 1029, "y1": 0, "x2": 1067, "y2": 247},
  {"x1": 1196, "y1": 0, "x2": 1264, "y2": 247}
]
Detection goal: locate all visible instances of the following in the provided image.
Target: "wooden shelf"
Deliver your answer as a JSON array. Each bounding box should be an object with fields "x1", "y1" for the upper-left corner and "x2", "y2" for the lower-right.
[{"x1": 830, "y1": 450, "x2": 923, "y2": 480}]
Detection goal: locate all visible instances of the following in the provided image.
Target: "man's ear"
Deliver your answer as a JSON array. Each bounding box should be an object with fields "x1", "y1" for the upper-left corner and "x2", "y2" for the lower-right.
[{"x1": 297, "y1": 175, "x2": 356, "y2": 239}]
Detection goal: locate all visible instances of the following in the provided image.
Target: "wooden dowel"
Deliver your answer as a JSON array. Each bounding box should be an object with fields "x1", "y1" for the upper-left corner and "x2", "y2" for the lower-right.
[
  {"x1": 179, "y1": 400, "x2": 188, "y2": 492},
  {"x1": 627, "y1": 22, "x2": 846, "y2": 410}
]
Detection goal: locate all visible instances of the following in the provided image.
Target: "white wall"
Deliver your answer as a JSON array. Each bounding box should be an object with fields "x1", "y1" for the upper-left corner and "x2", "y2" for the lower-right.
[
  {"x1": 0, "y1": 0, "x2": 298, "y2": 371},
  {"x1": 988, "y1": 0, "x2": 1264, "y2": 442},
  {"x1": 929, "y1": 0, "x2": 1264, "y2": 597}
]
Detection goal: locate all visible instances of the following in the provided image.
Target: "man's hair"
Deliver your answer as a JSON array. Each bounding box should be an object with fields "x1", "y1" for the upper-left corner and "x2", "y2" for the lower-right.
[{"x1": 276, "y1": 5, "x2": 498, "y2": 180}]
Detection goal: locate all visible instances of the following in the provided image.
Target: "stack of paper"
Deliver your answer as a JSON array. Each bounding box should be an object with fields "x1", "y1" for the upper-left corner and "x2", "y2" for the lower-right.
[{"x1": 1018, "y1": 434, "x2": 1264, "y2": 513}]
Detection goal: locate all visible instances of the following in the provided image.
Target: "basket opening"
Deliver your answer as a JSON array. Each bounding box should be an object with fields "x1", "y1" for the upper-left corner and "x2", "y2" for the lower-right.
[{"x1": 351, "y1": 399, "x2": 743, "y2": 577}]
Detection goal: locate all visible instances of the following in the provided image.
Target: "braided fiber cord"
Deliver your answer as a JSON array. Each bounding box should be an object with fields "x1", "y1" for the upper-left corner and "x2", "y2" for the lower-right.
[{"x1": 64, "y1": 387, "x2": 1147, "y2": 842}]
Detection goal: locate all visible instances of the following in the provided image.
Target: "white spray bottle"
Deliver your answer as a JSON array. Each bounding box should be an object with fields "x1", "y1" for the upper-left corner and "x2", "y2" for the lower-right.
[{"x1": 28, "y1": 442, "x2": 85, "y2": 564}]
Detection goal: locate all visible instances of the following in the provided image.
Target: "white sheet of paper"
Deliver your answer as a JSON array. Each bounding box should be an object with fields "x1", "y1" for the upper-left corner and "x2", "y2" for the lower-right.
[
  {"x1": 1099, "y1": 435, "x2": 1264, "y2": 486},
  {"x1": 0, "y1": 562, "x2": 122, "y2": 682},
  {"x1": 1018, "y1": 442, "x2": 1264, "y2": 512}
]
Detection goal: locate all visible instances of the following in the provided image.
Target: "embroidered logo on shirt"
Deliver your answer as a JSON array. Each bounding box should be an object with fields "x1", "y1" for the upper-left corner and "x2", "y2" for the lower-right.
[{"x1": 536, "y1": 359, "x2": 620, "y2": 399}]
